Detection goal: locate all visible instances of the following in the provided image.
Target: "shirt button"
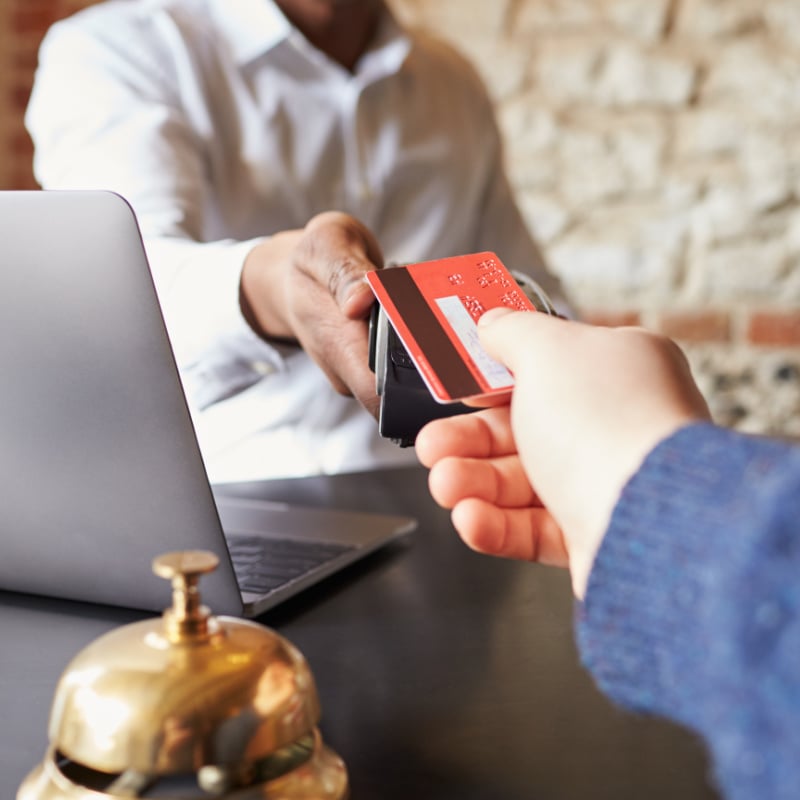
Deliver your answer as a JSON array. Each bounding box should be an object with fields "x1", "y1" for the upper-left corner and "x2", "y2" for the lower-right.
[
  {"x1": 251, "y1": 360, "x2": 275, "y2": 377},
  {"x1": 358, "y1": 182, "x2": 373, "y2": 201}
]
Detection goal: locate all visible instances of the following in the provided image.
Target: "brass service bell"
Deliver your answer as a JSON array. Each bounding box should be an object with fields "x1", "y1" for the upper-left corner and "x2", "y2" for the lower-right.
[{"x1": 17, "y1": 550, "x2": 348, "y2": 799}]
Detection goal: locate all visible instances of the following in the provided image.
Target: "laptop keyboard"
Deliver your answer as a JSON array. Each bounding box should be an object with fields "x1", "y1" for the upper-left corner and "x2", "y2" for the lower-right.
[{"x1": 226, "y1": 534, "x2": 356, "y2": 595}]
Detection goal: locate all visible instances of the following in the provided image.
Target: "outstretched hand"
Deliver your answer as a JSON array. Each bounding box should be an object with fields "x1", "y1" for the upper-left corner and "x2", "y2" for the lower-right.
[
  {"x1": 417, "y1": 404, "x2": 570, "y2": 568},
  {"x1": 240, "y1": 211, "x2": 383, "y2": 416},
  {"x1": 416, "y1": 311, "x2": 712, "y2": 598}
]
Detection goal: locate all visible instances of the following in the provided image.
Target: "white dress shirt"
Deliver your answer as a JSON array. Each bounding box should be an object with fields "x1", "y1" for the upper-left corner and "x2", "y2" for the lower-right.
[{"x1": 26, "y1": 0, "x2": 564, "y2": 482}]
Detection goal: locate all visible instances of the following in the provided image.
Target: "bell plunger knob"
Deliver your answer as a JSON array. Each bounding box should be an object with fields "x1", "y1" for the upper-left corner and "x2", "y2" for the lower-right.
[{"x1": 152, "y1": 550, "x2": 220, "y2": 642}]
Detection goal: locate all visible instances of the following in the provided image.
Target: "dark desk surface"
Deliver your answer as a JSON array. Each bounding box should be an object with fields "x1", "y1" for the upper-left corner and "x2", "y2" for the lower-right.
[{"x1": 1, "y1": 466, "x2": 718, "y2": 799}]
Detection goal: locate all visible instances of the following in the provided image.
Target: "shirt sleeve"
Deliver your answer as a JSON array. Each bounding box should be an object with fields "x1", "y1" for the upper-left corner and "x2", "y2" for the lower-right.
[
  {"x1": 25, "y1": 12, "x2": 281, "y2": 408},
  {"x1": 577, "y1": 422, "x2": 800, "y2": 800}
]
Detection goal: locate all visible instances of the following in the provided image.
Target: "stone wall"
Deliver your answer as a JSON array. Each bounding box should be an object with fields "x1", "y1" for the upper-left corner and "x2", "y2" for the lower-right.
[
  {"x1": 1, "y1": 0, "x2": 798, "y2": 435},
  {"x1": 390, "y1": 0, "x2": 800, "y2": 436}
]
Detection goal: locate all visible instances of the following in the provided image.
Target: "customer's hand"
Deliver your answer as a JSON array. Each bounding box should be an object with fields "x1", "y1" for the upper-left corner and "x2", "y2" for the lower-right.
[
  {"x1": 240, "y1": 211, "x2": 383, "y2": 416},
  {"x1": 415, "y1": 311, "x2": 712, "y2": 598}
]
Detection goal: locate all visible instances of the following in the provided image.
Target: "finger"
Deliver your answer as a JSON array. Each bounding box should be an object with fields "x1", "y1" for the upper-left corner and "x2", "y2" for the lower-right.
[
  {"x1": 427, "y1": 454, "x2": 538, "y2": 510},
  {"x1": 450, "y1": 498, "x2": 569, "y2": 567},
  {"x1": 478, "y1": 308, "x2": 575, "y2": 373},
  {"x1": 462, "y1": 391, "x2": 512, "y2": 409},
  {"x1": 415, "y1": 406, "x2": 516, "y2": 467},
  {"x1": 297, "y1": 314, "x2": 380, "y2": 416},
  {"x1": 298, "y1": 212, "x2": 384, "y2": 319}
]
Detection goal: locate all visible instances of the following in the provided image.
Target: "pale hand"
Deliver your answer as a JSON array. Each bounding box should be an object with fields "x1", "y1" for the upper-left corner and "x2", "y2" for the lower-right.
[{"x1": 416, "y1": 311, "x2": 712, "y2": 598}]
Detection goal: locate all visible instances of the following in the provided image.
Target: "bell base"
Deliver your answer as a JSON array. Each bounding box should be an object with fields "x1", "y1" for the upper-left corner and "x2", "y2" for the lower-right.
[{"x1": 17, "y1": 737, "x2": 348, "y2": 800}]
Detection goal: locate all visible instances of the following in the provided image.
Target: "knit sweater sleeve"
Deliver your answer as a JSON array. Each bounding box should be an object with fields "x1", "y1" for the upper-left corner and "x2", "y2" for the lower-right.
[{"x1": 576, "y1": 422, "x2": 800, "y2": 800}]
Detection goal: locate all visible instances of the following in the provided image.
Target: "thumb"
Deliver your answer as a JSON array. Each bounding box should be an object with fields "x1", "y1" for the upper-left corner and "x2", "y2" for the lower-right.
[
  {"x1": 301, "y1": 212, "x2": 384, "y2": 318},
  {"x1": 477, "y1": 308, "x2": 537, "y2": 371},
  {"x1": 479, "y1": 309, "x2": 574, "y2": 379},
  {"x1": 478, "y1": 307, "x2": 517, "y2": 327}
]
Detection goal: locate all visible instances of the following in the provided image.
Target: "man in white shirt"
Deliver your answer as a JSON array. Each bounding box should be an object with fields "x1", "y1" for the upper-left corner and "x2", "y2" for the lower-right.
[{"x1": 26, "y1": 0, "x2": 567, "y2": 482}]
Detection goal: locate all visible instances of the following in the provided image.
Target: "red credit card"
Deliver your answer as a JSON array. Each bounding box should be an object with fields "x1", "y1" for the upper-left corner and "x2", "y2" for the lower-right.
[{"x1": 365, "y1": 252, "x2": 536, "y2": 403}]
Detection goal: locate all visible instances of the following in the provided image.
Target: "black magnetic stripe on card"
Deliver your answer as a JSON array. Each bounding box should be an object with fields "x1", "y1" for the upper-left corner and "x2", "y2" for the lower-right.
[{"x1": 376, "y1": 267, "x2": 482, "y2": 399}]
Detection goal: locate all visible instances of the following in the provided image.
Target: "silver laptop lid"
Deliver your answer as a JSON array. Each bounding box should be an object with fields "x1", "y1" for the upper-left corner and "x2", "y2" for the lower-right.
[{"x1": 0, "y1": 190, "x2": 244, "y2": 614}]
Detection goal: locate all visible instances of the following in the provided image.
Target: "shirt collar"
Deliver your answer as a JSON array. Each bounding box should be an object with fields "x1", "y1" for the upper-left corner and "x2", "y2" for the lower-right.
[
  {"x1": 207, "y1": 0, "x2": 291, "y2": 64},
  {"x1": 207, "y1": 0, "x2": 412, "y2": 77},
  {"x1": 356, "y1": 7, "x2": 412, "y2": 82}
]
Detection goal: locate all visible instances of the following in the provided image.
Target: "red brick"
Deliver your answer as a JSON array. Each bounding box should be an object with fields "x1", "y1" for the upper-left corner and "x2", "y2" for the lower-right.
[
  {"x1": 581, "y1": 309, "x2": 642, "y2": 328},
  {"x1": 13, "y1": 51, "x2": 41, "y2": 72},
  {"x1": 8, "y1": 165, "x2": 39, "y2": 190},
  {"x1": 747, "y1": 311, "x2": 800, "y2": 346},
  {"x1": 657, "y1": 310, "x2": 731, "y2": 343},
  {"x1": 11, "y1": 129, "x2": 34, "y2": 157},
  {"x1": 11, "y1": 8, "x2": 57, "y2": 36},
  {"x1": 10, "y1": 84, "x2": 34, "y2": 112}
]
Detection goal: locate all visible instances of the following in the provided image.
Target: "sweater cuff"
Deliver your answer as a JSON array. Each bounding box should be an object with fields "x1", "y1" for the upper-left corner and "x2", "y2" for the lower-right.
[{"x1": 575, "y1": 422, "x2": 791, "y2": 719}]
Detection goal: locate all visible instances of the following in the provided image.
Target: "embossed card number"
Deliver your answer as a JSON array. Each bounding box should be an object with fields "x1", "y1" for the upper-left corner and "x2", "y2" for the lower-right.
[{"x1": 365, "y1": 252, "x2": 536, "y2": 403}]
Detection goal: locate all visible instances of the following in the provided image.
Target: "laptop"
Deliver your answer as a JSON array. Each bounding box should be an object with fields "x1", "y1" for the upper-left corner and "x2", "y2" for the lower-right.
[{"x1": 0, "y1": 190, "x2": 416, "y2": 617}]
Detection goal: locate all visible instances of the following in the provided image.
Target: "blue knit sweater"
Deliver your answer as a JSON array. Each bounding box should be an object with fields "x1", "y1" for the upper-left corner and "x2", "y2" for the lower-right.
[{"x1": 577, "y1": 423, "x2": 800, "y2": 800}]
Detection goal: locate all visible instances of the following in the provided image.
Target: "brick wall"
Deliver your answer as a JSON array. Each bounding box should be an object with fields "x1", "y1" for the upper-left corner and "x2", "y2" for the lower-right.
[
  {"x1": 0, "y1": 0, "x2": 101, "y2": 188},
  {"x1": 1, "y1": 0, "x2": 798, "y2": 434}
]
